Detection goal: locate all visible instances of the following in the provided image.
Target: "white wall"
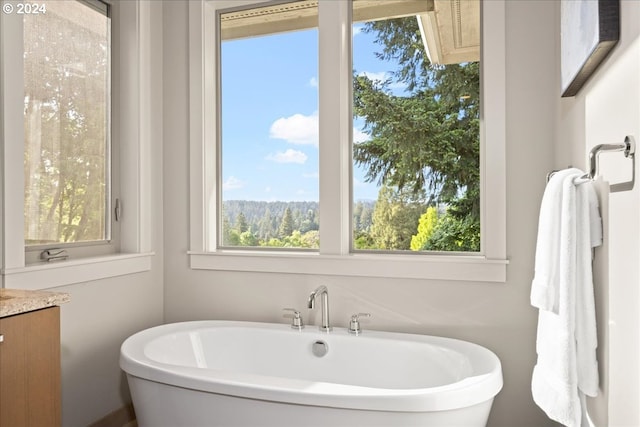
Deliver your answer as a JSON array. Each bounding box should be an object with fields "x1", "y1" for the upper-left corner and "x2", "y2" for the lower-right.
[
  {"x1": 162, "y1": 1, "x2": 557, "y2": 426},
  {"x1": 557, "y1": 1, "x2": 640, "y2": 425},
  {"x1": 58, "y1": 270, "x2": 164, "y2": 426}
]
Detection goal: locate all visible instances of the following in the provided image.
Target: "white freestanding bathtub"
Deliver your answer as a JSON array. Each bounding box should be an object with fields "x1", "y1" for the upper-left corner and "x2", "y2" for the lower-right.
[{"x1": 120, "y1": 321, "x2": 503, "y2": 427}]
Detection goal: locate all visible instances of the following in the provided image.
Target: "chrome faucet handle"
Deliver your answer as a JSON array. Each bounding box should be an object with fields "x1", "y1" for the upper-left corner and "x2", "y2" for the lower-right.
[
  {"x1": 348, "y1": 313, "x2": 371, "y2": 335},
  {"x1": 283, "y1": 308, "x2": 305, "y2": 330}
]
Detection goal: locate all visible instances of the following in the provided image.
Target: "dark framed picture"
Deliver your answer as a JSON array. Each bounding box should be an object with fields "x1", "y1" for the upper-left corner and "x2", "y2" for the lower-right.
[{"x1": 560, "y1": 0, "x2": 619, "y2": 97}]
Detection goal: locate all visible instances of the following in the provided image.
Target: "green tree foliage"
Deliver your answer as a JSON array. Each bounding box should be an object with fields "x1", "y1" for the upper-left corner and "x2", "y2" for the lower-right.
[
  {"x1": 239, "y1": 231, "x2": 258, "y2": 246},
  {"x1": 222, "y1": 201, "x2": 320, "y2": 248},
  {"x1": 426, "y1": 213, "x2": 480, "y2": 252},
  {"x1": 235, "y1": 212, "x2": 249, "y2": 233},
  {"x1": 370, "y1": 185, "x2": 425, "y2": 250},
  {"x1": 257, "y1": 208, "x2": 275, "y2": 241},
  {"x1": 410, "y1": 206, "x2": 439, "y2": 250},
  {"x1": 353, "y1": 201, "x2": 374, "y2": 234},
  {"x1": 353, "y1": 202, "x2": 363, "y2": 232},
  {"x1": 299, "y1": 209, "x2": 319, "y2": 233},
  {"x1": 409, "y1": 207, "x2": 480, "y2": 252},
  {"x1": 353, "y1": 17, "x2": 480, "y2": 249},
  {"x1": 222, "y1": 215, "x2": 242, "y2": 246},
  {"x1": 224, "y1": 201, "x2": 319, "y2": 234},
  {"x1": 278, "y1": 207, "x2": 294, "y2": 238},
  {"x1": 283, "y1": 230, "x2": 319, "y2": 248}
]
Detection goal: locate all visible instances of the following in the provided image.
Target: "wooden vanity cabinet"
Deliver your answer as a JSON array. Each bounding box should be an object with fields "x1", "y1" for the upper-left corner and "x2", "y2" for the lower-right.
[{"x1": 0, "y1": 306, "x2": 62, "y2": 427}]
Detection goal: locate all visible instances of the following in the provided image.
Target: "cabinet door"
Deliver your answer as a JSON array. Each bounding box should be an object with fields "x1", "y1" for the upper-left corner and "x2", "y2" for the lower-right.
[{"x1": 0, "y1": 307, "x2": 61, "y2": 427}]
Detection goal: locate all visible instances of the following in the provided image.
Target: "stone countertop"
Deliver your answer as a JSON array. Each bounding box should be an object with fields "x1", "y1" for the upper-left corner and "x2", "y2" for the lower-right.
[{"x1": 0, "y1": 288, "x2": 70, "y2": 318}]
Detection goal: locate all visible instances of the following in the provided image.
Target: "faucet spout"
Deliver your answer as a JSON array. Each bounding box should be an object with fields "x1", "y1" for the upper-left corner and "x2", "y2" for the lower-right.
[{"x1": 308, "y1": 286, "x2": 331, "y2": 332}]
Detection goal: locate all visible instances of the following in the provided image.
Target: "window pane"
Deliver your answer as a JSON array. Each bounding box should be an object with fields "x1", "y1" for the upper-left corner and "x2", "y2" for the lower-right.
[
  {"x1": 220, "y1": 1, "x2": 319, "y2": 249},
  {"x1": 352, "y1": 0, "x2": 480, "y2": 252},
  {"x1": 24, "y1": 0, "x2": 111, "y2": 246}
]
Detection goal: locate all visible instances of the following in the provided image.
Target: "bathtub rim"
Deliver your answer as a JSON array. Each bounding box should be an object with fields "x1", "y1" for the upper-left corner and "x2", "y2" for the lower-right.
[{"x1": 120, "y1": 320, "x2": 503, "y2": 413}]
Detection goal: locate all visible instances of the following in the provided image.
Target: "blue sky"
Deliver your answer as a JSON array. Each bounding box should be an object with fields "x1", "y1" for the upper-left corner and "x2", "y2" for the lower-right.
[{"x1": 221, "y1": 23, "x2": 403, "y2": 202}]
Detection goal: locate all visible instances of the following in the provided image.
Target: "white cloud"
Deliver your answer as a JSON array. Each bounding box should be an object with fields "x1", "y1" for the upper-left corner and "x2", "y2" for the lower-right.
[
  {"x1": 353, "y1": 128, "x2": 370, "y2": 144},
  {"x1": 358, "y1": 71, "x2": 407, "y2": 90},
  {"x1": 269, "y1": 112, "x2": 370, "y2": 148},
  {"x1": 359, "y1": 71, "x2": 390, "y2": 83},
  {"x1": 266, "y1": 149, "x2": 308, "y2": 164},
  {"x1": 269, "y1": 112, "x2": 319, "y2": 146},
  {"x1": 223, "y1": 176, "x2": 245, "y2": 190},
  {"x1": 352, "y1": 25, "x2": 363, "y2": 37},
  {"x1": 309, "y1": 77, "x2": 318, "y2": 87}
]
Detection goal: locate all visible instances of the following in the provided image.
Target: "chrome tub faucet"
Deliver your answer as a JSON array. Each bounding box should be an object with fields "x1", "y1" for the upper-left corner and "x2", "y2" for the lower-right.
[{"x1": 308, "y1": 285, "x2": 331, "y2": 332}]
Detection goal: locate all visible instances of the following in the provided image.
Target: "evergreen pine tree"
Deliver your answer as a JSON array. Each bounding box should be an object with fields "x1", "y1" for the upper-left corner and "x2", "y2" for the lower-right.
[{"x1": 278, "y1": 207, "x2": 294, "y2": 238}]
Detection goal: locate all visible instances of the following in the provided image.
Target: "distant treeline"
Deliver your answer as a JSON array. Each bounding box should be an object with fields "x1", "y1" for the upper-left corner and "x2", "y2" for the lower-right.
[
  {"x1": 222, "y1": 200, "x2": 375, "y2": 238},
  {"x1": 221, "y1": 197, "x2": 479, "y2": 252}
]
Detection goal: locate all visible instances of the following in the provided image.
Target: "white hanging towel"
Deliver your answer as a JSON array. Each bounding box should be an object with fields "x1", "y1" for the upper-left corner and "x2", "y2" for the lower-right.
[{"x1": 531, "y1": 169, "x2": 601, "y2": 427}]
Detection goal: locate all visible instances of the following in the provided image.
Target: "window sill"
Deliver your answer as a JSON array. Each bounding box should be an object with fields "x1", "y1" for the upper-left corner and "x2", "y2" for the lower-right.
[
  {"x1": 1, "y1": 252, "x2": 154, "y2": 290},
  {"x1": 188, "y1": 251, "x2": 508, "y2": 283}
]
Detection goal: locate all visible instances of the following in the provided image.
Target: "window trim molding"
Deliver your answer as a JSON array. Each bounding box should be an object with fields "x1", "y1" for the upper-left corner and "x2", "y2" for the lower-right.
[
  {"x1": 480, "y1": 0, "x2": 507, "y2": 266},
  {"x1": 188, "y1": 0, "x2": 508, "y2": 282},
  {"x1": 2, "y1": 253, "x2": 152, "y2": 290},
  {"x1": 189, "y1": 250, "x2": 507, "y2": 282},
  {"x1": 0, "y1": 0, "x2": 154, "y2": 290}
]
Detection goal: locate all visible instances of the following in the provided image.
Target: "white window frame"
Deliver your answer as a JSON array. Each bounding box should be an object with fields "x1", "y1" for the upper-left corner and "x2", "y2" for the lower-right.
[
  {"x1": 0, "y1": 0, "x2": 154, "y2": 290},
  {"x1": 188, "y1": 0, "x2": 508, "y2": 282}
]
